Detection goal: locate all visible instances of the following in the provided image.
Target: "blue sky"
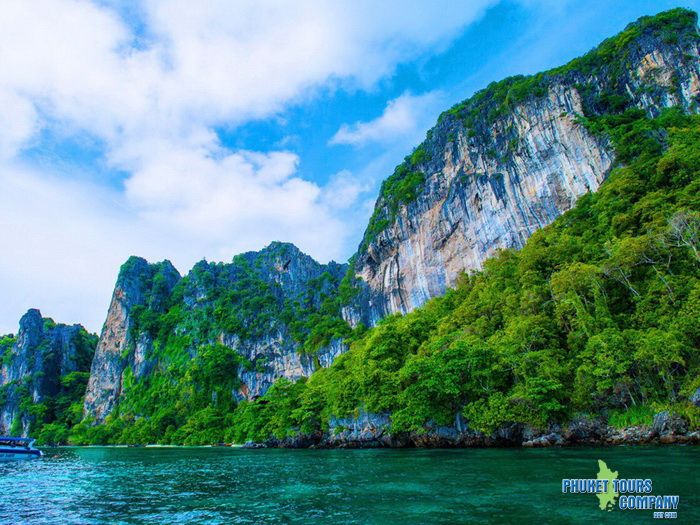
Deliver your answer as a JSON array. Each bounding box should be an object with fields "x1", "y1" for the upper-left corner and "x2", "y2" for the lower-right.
[{"x1": 0, "y1": 0, "x2": 697, "y2": 333}]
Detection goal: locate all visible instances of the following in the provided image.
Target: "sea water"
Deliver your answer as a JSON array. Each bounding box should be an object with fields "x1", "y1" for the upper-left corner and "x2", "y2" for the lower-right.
[{"x1": 0, "y1": 446, "x2": 698, "y2": 524}]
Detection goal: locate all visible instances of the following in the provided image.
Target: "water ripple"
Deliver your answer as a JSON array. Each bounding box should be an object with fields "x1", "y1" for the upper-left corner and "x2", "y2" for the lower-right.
[{"x1": 0, "y1": 446, "x2": 698, "y2": 524}]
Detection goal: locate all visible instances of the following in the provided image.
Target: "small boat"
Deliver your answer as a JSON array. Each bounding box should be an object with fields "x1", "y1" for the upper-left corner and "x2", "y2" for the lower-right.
[{"x1": 0, "y1": 437, "x2": 43, "y2": 460}]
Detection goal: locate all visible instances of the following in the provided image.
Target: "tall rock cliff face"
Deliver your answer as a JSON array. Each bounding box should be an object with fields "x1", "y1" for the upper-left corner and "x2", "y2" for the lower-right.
[
  {"x1": 0, "y1": 310, "x2": 96, "y2": 436},
  {"x1": 83, "y1": 257, "x2": 181, "y2": 422},
  {"x1": 350, "y1": 10, "x2": 700, "y2": 321},
  {"x1": 83, "y1": 243, "x2": 349, "y2": 422},
  {"x1": 188, "y1": 242, "x2": 348, "y2": 400}
]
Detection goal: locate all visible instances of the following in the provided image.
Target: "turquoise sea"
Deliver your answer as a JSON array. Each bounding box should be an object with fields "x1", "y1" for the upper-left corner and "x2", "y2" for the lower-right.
[{"x1": 0, "y1": 446, "x2": 698, "y2": 524}]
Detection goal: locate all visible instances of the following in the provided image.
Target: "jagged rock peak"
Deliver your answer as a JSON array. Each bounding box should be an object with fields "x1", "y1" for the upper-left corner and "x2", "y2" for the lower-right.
[
  {"x1": 17, "y1": 309, "x2": 45, "y2": 343},
  {"x1": 240, "y1": 241, "x2": 343, "y2": 270},
  {"x1": 16, "y1": 308, "x2": 87, "y2": 340},
  {"x1": 84, "y1": 243, "x2": 348, "y2": 422},
  {"x1": 117, "y1": 256, "x2": 181, "y2": 288},
  {"x1": 19, "y1": 308, "x2": 43, "y2": 326},
  {"x1": 83, "y1": 256, "x2": 182, "y2": 422},
  {"x1": 0, "y1": 310, "x2": 96, "y2": 436},
  {"x1": 258, "y1": 240, "x2": 304, "y2": 255},
  {"x1": 114, "y1": 256, "x2": 181, "y2": 311}
]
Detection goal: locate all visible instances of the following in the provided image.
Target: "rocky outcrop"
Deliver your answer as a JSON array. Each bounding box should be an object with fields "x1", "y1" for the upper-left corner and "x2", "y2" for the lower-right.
[
  {"x1": 351, "y1": 13, "x2": 700, "y2": 320},
  {"x1": 0, "y1": 309, "x2": 95, "y2": 436},
  {"x1": 325, "y1": 411, "x2": 397, "y2": 447},
  {"x1": 188, "y1": 243, "x2": 348, "y2": 403},
  {"x1": 230, "y1": 336, "x2": 347, "y2": 400},
  {"x1": 246, "y1": 410, "x2": 700, "y2": 449},
  {"x1": 83, "y1": 243, "x2": 349, "y2": 421},
  {"x1": 226, "y1": 330, "x2": 316, "y2": 401},
  {"x1": 690, "y1": 388, "x2": 700, "y2": 407},
  {"x1": 83, "y1": 257, "x2": 181, "y2": 422}
]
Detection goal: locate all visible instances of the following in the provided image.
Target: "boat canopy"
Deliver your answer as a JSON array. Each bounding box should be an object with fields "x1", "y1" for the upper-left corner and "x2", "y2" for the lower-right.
[{"x1": 0, "y1": 437, "x2": 35, "y2": 446}]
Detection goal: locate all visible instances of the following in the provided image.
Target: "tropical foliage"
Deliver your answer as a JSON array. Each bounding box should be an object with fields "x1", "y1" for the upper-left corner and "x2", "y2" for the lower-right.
[{"x1": 228, "y1": 108, "x2": 700, "y2": 441}]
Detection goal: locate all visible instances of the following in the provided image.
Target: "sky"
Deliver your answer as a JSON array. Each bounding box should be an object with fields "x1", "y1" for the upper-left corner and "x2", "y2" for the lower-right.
[{"x1": 1, "y1": 0, "x2": 698, "y2": 334}]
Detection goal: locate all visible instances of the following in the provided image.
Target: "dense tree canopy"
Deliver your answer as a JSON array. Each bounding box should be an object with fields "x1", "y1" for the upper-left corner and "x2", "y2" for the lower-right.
[{"x1": 228, "y1": 108, "x2": 700, "y2": 442}]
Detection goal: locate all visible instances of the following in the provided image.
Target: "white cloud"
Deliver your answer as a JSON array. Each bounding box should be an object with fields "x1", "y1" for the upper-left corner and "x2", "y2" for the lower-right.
[
  {"x1": 121, "y1": 140, "x2": 349, "y2": 255},
  {"x1": 0, "y1": 90, "x2": 38, "y2": 160},
  {"x1": 0, "y1": 0, "x2": 500, "y2": 332},
  {"x1": 0, "y1": 0, "x2": 498, "y2": 147},
  {"x1": 321, "y1": 170, "x2": 371, "y2": 210},
  {"x1": 330, "y1": 91, "x2": 444, "y2": 146},
  {"x1": 0, "y1": 163, "x2": 143, "y2": 334}
]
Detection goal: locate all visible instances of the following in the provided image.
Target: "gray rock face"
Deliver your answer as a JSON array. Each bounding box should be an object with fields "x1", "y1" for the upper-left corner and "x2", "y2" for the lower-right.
[
  {"x1": 83, "y1": 257, "x2": 181, "y2": 422},
  {"x1": 230, "y1": 335, "x2": 347, "y2": 401},
  {"x1": 225, "y1": 330, "x2": 316, "y2": 401},
  {"x1": 351, "y1": 22, "x2": 700, "y2": 320},
  {"x1": 321, "y1": 411, "x2": 520, "y2": 448},
  {"x1": 254, "y1": 410, "x2": 700, "y2": 448},
  {"x1": 317, "y1": 338, "x2": 347, "y2": 369},
  {"x1": 522, "y1": 433, "x2": 565, "y2": 448},
  {"x1": 690, "y1": 387, "x2": 700, "y2": 407},
  {"x1": 0, "y1": 309, "x2": 95, "y2": 435},
  {"x1": 325, "y1": 411, "x2": 395, "y2": 447},
  {"x1": 652, "y1": 410, "x2": 688, "y2": 437},
  {"x1": 652, "y1": 411, "x2": 671, "y2": 435},
  {"x1": 189, "y1": 243, "x2": 348, "y2": 403},
  {"x1": 564, "y1": 416, "x2": 608, "y2": 443},
  {"x1": 83, "y1": 243, "x2": 349, "y2": 421}
]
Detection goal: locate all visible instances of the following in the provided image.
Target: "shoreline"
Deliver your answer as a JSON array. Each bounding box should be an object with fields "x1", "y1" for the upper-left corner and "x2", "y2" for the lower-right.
[
  {"x1": 37, "y1": 411, "x2": 700, "y2": 449},
  {"x1": 44, "y1": 444, "x2": 244, "y2": 449},
  {"x1": 244, "y1": 412, "x2": 700, "y2": 449},
  {"x1": 44, "y1": 438, "x2": 700, "y2": 449},
  {"x1": 243, "y1": 431, "x2": 700, "y2": 450},
  {"x1": 42, "y1": 428, "x2": 700, "y2": 450}
]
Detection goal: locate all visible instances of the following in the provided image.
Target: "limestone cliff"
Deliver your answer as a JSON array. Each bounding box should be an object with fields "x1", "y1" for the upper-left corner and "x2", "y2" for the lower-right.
[
  {"x1": 83, "y1": 257, "x2": 181, "y2": 422},
  {"x1": 83, "y1": 243, "x2": 348, "y2": 422},
  {"x1": 0, "y1": 309, "x2": 96, "y2": 436},
  {"x1": 350, "y1": 11, "x2": 700, "y2": 320}
]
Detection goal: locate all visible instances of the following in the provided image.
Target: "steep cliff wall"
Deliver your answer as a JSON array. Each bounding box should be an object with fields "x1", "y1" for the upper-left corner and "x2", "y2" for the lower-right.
[
  {"x1": 83, "y1": 257, "x2": 181, "y2": 422},
  {"x1": 83, "y1": 242, "x2": 349, "y2": 423},
  {"x1": 351, "y1": 10, "x2": 700, "y2": 321},
  {"x1": 210, "y1": 243, "x2": 349, "y2": 399},
  {"x1": 0, "y1": 309, "x2": 96, "y2": 436}
]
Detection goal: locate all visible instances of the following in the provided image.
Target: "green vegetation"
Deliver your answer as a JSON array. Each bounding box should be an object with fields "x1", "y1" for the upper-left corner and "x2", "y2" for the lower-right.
[
  {"x1": 608, "y1": 405, "x2": 655, "y2": 429},
  {"x1": 34, "y1": 372, "x2": 93, "y2": 444},
  {"x1": 68, "y1": 244, "x2": 358, "y2": 445},
  {"x1": 13, "y1": 328, "x2": 98, "y2": 445},
  {"x1": 70, "y1": 343, "x2": 248, "y2": 445},
  {"x1": 230, "y1": 108, "x2": 700, "y2": 441},
  {"x1": 0, "y1": 335, "x2": 15, "y2": 366},
  {"x1": 131, "y1": 247, "x2": 355, "y2": 355},
  {"x1": 284, "y1": 269, "x2": 355, "y2": 354},
  {"x1": 444, "y1": 8, "x2": 697, "y2": 130},
  {"x1": 553, "y1": 8, "x2": 699, "y2": 77},
  {"x1": 228, "y1": 379, "x2": 310, "y2": 443}
]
